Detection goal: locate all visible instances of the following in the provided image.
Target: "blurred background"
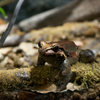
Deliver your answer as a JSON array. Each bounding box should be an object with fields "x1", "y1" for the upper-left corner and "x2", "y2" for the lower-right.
[
  {"x1": 1, "y1": 0, "x2": 100, "y2": 30},
  {"x1": 0, "y1": 0, "x2": 100, "y2": 99},
  {"x1": 1, "y1": 0, "x2": 74, "y2": 23}
]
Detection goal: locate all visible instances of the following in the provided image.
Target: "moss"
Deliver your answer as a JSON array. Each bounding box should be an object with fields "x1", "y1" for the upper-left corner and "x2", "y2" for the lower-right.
[
  {"x1": 0, "y1": 68, "x2": 31, "y2": 91},
  {"x1": 0, "y1": 70, "x2": 22, "y2": 91},
  {"x1": 30, "y1": 22, "x2": 100, "y2": 42},
  {"x1": 29, "y1": 66, "x2": 61, "y2": 85},
  {"x1": 0, "y1": 57, "x2": 100, "y2": 91},
  {"x1": 71, "y1": 58, "x2": 100, "y2": 88},
  {"x1": 29, "y1": 58, "x2": 100, "y2": 89},
  {"x1": 30, "y1": 66, "x2": 52, "y2": 85}
]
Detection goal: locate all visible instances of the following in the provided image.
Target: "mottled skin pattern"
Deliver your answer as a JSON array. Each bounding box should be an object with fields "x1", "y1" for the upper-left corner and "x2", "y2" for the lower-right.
[
  {"x1": 37, "y1": 40, "x2": 78, "y2": 66},
  {"x1": 37, "y1": 40, "x2": 78, "y2": 91},
  {"x1": 79, "y1": 49, "x2": 99, "y2": 68}
]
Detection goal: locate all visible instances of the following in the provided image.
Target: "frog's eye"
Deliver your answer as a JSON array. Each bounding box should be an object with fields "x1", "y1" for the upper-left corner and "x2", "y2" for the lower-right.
[
  {"x1": 52, "y1": 44, "x2": 59, "y2": 50},
  {"x1": 38, "y1": 41, "x2": 46, "y2": 48},
  {"x1": 38, "y1": 41, "x2": 42, "y2": 47},
  {"x1": 54, "y1": 45, "x2": 59, "y2": 50}
]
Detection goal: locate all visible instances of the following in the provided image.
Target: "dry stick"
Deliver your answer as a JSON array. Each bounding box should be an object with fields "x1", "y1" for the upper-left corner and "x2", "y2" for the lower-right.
[{"x1": 0, "y1": 0, "x2": 25, "y2": 48}]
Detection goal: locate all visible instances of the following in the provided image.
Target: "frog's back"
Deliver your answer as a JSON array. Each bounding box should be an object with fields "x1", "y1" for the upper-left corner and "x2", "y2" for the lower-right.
[
  {"x1": 57, "y1": 40, "x2": 77, "y2": 53},
  {"x1": 44, "y1": 40, "x2": 77, "y2": 53}
]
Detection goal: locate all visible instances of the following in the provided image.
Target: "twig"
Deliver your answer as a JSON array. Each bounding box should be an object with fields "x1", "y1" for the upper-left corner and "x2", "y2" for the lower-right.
[{"x1": 0, "y1": 0, "x2": 25, "y2": 48}]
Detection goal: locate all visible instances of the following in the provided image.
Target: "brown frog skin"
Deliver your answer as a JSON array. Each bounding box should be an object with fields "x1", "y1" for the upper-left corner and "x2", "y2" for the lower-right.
[
  {"x1": 37, "y1": 40, "x2": 78, "y2": 66},
  {"x1": 78, "y1": 49, "x2": 99, "y2": 68},
  {"x1": 37, "y1": 40, "x2": 78, "y2": 91}
]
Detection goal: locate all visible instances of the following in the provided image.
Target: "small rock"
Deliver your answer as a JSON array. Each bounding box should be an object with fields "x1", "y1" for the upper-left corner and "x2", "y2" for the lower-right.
[
  {"x1": 3, "y1": 35, "x2": 21, "y2": 47},
  {"x1": 67, "y1": 83, "x2": 82, "y2": 91},
  {"x1": 0, "y1": 47, "x2": 13, "y2": 55},
  {"x1": 8, "y1": 53, "x2": 18, "y2": 60},
  {"x1": 13, "y1": 47, "x2": 24, "y2": 54},
  {"x1": 88, "y1": 88, "x2": 95, "y2": 93},
  {"x1": 96, "y1": 96, "x2": 100, "y2": 100},
  {"x1": 19, "y1": 57, "x2": 29, "y2": 67},
  {"x1": 0, "y1": 23, "x2": 8, "y2": 34},
  {"x1": 87, "y1": 92, "x2": 97, "y2": 99},
  {"x1": 0, "y1": 53, "x2": 4, "y2": 61},
  {"x1": 19, "y1": 42, "x2": 38, "y2": 56},
  {"x1": 14, "y1": 58, "x2": 23, "y2": 68},
  {"x1": 5, "y1": 58, "x2": 14, "y2": 69},
  {"x1": 80, "y1": 96, "x2": 87, "y2": 100},
  {"x1": 81, "y1": 93, "x2": 87, "y2": 98},
  {"x1": 68, "y1": 95, "x2": 73, "y2": 100},
  {"x1": 73, "y1": 92, "x2": 81, "y2": 100},
  {"x1": 0, "y1": 57, "x2": 9, "y2": 70},
  {"x1": 83, "y1": 28, "x2": 97, "y2": 37}
]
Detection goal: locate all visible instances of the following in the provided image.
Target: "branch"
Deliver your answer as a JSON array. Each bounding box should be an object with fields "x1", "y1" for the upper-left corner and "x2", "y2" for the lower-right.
[{"x1": 0, "y1": 0, "x2": 24, "y2": 48}]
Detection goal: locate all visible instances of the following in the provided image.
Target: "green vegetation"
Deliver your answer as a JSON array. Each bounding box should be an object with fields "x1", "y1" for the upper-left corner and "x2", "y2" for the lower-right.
[
  {"x1": 71, "y1": 58, "x2": 100, "y2": 88},
  {"x1": 0, "y1": 7, "x2": 6, "y2": 17}
]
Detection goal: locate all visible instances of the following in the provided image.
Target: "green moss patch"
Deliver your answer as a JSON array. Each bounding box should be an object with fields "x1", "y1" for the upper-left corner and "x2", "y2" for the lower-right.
[
  {"x1": 71, "y1": 58, "x2": 100, "y2": 88},
  {"x1": 30, "y1": 66, "x2": 55, "y2": 85}
]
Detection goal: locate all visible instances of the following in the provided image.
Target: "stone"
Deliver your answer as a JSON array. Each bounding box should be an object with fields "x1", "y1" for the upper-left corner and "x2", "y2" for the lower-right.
[
  {"x1": 0, "y1": 47, "x2": 13, "y2": 55},
  {"x1": 18, "y1": 42, "x2": 38, "y2": 56}
]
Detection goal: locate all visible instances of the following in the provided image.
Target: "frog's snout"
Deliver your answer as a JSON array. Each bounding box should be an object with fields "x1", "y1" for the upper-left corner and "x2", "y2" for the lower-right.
[{"x1": 38, "y1": 41, "x2": 46, "y2": 48}]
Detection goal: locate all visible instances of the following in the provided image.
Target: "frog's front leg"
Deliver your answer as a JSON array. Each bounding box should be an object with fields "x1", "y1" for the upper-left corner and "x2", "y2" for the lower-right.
[
  {"x1": 37, "y1": 54, "x2": 46, "y2": 66},
  {"x1": 55, "y1": 59, "x2": 71, "y2": 91}
]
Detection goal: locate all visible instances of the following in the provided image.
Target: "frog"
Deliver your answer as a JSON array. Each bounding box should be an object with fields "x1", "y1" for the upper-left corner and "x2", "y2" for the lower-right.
[
  {"x1": 37, "y1": 40, "x2": 78, "y2": 66},
  {"x1": 37, "y1": 40, "x2": 78, "y2": 91},
  {"x1": 78, "y1": 49, "x2": 99, "y2": 68},
  {"x1": 37, "y1": 40, "x2": 99, "y2": 91}
]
